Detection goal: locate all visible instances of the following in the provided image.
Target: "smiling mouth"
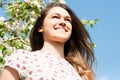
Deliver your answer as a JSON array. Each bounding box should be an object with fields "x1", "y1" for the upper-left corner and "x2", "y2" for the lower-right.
[{"x1": 54, "y1": 27, "x2": 68, "y2": 32}]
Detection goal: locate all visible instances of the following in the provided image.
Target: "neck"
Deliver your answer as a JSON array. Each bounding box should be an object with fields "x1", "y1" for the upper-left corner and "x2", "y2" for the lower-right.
[{"x1": 41, "y1": 41, "x2": 65, "y2": 58}]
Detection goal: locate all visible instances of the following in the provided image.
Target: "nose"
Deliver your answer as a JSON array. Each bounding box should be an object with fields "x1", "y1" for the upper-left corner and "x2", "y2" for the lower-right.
[{"x1": 59, "y1": 18, "x2": 66, "y2": 26}]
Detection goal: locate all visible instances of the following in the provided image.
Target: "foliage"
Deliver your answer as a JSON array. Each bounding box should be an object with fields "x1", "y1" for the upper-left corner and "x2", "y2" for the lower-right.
[
  {"x1": 82, "y1": 18, "x2": 98, "y2": 28},
  {"x1": 0, "y1": 0, "x2": 97, "y2": 71},
  {"x1": 0, "y1": 0, "x2": 46, "y2": 70}
]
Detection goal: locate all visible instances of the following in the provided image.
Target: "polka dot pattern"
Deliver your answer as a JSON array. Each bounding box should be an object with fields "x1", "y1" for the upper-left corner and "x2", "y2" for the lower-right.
[{"x1": 5, "y1": 49, "x2": 82, "y2": 80}]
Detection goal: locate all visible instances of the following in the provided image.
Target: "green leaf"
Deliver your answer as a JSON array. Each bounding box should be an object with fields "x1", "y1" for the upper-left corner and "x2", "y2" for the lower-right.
[
  {"x1": 91, "y1": 42, "x2": 96, "y2": 47},
  {"x1": 0, "y1": 44, "x2": 4, "y2": 50},
  {"x1": 0, "y1": 21, "x2": 4, "y2": 27},
  {"x1": 0, "y1": 0, "x2": 2, "y2": 7},
  {"x1": 81, "y1": 18, "x2": 98, "y2": 28}
]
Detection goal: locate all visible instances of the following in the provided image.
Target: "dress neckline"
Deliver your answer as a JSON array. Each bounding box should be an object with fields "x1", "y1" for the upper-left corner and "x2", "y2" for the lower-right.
[{"x1": 35, "y1": 50, "x2": 68, "y2": 62}]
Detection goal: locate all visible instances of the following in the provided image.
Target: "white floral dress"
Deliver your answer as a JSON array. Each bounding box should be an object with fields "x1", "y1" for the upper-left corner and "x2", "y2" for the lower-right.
[{"x1": 5, "y1": 49, "x2": 82, "y2": 80}]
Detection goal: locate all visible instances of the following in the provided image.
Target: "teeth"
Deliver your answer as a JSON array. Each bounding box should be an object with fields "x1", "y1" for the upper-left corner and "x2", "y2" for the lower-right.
[{"x1": 54, "y1": 26, "x2": 68, "y2": 32}]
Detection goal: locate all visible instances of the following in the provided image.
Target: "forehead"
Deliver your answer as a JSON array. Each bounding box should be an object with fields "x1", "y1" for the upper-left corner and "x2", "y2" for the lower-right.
[{"x1": 47, "y1": 7, "x2": 70, "y2": 17}]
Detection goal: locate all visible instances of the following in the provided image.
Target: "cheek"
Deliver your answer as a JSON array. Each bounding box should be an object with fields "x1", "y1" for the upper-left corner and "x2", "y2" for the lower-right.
[
  {"x1": 44, "y1": 20, "x2": 56, "y2": 28},
  {"x1": 69, "y1": 25, "x2": 72, "y2": 37},
  {"x1": 68, "y1": 24, "x2": 72, "y2": 32}
]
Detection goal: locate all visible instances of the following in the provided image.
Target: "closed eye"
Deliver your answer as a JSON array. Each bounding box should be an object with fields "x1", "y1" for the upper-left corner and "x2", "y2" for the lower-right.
[
  {"x1": 65, "y1": 18, "x2": 71, "y2": 22},
  {"x1": 52, "y1": 15, "x2": 59, "y2": 19}
]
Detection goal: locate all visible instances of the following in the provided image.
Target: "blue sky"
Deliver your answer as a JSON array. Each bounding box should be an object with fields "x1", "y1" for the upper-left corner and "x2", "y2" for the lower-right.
[
  {"x1": 0, "y1": 0, "x2": 120, "y2": 80},
  {"x1": 65, "y1": 0, "x2": 120, "y2": 80}
]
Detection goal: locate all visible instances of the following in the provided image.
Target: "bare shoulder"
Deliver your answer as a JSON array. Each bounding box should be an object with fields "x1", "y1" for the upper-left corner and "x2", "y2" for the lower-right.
[{"x1": 1, "y1": 66, "x2": 20, "y2": 80}]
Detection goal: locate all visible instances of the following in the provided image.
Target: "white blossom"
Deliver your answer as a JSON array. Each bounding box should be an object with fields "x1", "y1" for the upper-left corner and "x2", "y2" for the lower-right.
[
  {"x1": 3, "y1": 36, "x2": 8, "y2": 41},
  {"x1": 30, "y1": 17, "x2": 36, "y2": 22},
  {"x1": 59, "y1": 0, "x2": 66, "y2": 4},
  {"x1": 28, "y1": 24, "x2": 33, "y2": 30},
  {"x1": 30, "y1": 11, "x2": 36, "y2": 18},
  {"x1": 3, "y1": 55, "x2": 8, "y2": 61},
  {"x1": 32, "y1": 1, "x2": 41, "y2": 9},
  {"x1": 50, "y1": 0, "x2": 66, "y2": 4},
  {"x1": 0, "y1": 51, "x2": 3, "y2": 57},
  {"x1": 0, "y1": 16, "x2": 5, "y2": 21}
]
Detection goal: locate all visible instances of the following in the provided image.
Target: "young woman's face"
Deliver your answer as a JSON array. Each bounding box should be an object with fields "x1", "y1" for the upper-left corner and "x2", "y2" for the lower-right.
[{"x1": 40, "y1": 7, "x2": 72, "y2": 43}]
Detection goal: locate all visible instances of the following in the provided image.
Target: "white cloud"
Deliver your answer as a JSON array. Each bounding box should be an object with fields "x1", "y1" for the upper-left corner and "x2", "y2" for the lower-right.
[{"x1": 98, "y1": 76, "x2": 108, "y2": 80}]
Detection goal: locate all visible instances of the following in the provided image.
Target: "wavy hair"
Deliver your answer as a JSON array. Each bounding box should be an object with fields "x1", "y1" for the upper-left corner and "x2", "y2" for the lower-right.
[{"x1": 30, "y1": 3, "x2": 95, "y2": 80}]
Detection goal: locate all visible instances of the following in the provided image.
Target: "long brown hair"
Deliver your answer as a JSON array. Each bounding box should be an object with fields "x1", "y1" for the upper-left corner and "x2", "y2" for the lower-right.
[{"x1": 30, "y1": 3, "x2": 95, "y2": 80}]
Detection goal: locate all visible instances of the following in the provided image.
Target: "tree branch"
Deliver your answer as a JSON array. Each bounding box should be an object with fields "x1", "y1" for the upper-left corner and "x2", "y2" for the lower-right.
[
  {"x1": 3, "y1": 37, "x2": 30, "y2": 46},
  {"x1": 4, "y1": 16, "x2": 15, "y2": 22}
]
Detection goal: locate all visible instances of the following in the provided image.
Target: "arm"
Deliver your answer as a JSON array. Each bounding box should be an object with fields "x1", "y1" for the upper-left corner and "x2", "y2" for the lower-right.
[{"x1": 1, "y1": 66, "x2": 20, "y2": 80}]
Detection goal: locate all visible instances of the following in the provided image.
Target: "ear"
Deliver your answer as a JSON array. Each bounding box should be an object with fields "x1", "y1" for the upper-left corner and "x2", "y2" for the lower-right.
[
  {"x1": 38, "y1": 28, "x2": 44, "y2": 32},
  {"x1": 38, "y1": 26, "x2": 44, "y2": 33}
]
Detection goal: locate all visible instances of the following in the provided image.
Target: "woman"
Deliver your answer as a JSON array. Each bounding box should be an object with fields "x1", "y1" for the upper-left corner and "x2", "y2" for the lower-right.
[{"x1": 1, "y1": 3, "x2": 95, "y2": 80}]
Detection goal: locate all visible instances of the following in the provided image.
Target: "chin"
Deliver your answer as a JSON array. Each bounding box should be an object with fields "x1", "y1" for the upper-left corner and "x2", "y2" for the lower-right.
[{"x1": 54, "y1": 37, "x2": 69, "y2": 43}]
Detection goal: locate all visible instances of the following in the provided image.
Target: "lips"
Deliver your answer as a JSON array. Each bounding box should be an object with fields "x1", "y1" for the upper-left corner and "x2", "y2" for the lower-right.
[{"x1": 54, "y1": 26, "x2": 68, "y2": 32}]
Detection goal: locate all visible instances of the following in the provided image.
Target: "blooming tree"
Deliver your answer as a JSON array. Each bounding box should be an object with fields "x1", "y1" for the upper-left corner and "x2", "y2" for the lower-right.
[{"x1": 0, "y1": 0, "x2": 97, "y2": 71}]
